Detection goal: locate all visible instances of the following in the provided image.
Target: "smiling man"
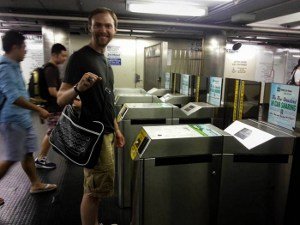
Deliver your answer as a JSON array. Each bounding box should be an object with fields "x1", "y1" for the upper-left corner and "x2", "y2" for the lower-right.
[{"x1": 57, "y1": 8, "x2": 125, "y2": 225}]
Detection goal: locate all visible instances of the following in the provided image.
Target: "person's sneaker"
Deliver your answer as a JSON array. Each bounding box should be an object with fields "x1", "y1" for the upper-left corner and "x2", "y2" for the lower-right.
[{"x1": 35, "y1": 157, "x2": 56, "y2": 170}]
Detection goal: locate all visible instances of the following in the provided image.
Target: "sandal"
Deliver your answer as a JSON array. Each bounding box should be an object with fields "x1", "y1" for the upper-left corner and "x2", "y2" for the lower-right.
[{"x1": 30, "y1": 183, "x2": 57, "y2": 194}]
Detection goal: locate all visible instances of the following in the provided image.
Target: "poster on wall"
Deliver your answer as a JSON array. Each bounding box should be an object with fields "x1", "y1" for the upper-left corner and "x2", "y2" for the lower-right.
[
  {"x1": 165, "y1": 72, "x2": 171, "y2": 89},
  {"x1": 208, "y1": 76, "x2": 222, "y2": 106},
  {"x1": 254, "y1": 48, "x2": 274, "y2": 83},
  {"x1": 21, "y1": 35, "x2": 44, "y2": 85},
  {"x1": 180, "y1": 74, "x2": 190, "y2": 95},
  {"x1": 268, "y1": 83, "x2": 299, "y2": 130},
  {"x1": 107, "y1": 45, "x2": 121, "y2": 66}
]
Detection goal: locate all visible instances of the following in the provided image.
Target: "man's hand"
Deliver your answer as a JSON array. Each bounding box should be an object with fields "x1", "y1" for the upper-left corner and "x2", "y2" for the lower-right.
[
  {"x1": 38, "y1": 107, "x2": 50, "y2": 119},
  {"x1": 115, "y1": 129, "x2": 125, "y2": 148},
  {"x1": 76, "y1": 72, "x2": 102, "y2": 92}
]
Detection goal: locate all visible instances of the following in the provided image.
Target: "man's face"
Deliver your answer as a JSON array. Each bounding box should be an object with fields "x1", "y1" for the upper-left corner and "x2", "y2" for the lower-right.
[
  {"x1": 89, "y1": 12, "x2": 116, "y2": 48},
  {"x1": 14, "y1": 42, "x2": 27, "y2": 62},
  {"x1": 55, "y1": 50, "x2": 68, "y2": 65}
]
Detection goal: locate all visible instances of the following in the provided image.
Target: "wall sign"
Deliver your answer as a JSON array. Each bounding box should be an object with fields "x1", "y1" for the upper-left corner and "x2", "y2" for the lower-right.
[{"x1": 268, "y1": 83, "x2": 299, "y2": 130}]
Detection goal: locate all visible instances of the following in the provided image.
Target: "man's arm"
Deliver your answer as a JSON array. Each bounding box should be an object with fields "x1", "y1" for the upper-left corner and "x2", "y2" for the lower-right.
[
  {"x1": 14, "y1": 96, "x2": 49, "y2": 119},
  {"x1": 48, "y1": 87, "x2": 58, "y2": 98},
  {"x1": 114, "y1": 118, "x2": 125, "y2": 148},
  {"x1": 57, "y1": 72, "x2": 101, "y2": 107},
  {"x1": 57, "y1": 83, "x2": 77, "y2": 107}
]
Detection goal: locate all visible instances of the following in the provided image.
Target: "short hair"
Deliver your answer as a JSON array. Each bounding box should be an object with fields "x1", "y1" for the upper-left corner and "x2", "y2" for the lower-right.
[
  {"x1": 51, "y1": 43, "x2": 67, "y2": 55},
  {"x1": 88, "y1": 7, "x2": 118, "y2": 29},
  {"x1": 2, "y1": 30, "x2": 25, "y2": 53}
]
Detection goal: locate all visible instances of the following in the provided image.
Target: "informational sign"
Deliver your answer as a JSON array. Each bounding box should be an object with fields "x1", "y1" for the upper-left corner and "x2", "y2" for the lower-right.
[
  {"x1": 225, "y1": 120, "x2": 275, "y2": 150},
  {"x1": 165, "y1": 72, "x2": 171, "y2": 89},
  {"x1": 181, "y1": 102, "x2": 202, "y2": 116},
  {"x1": 107, "y1": 45, "x2": 121, "y2": 66},
  {"x1": 144, "y1": 125, "x2": 203, "y2": 139},
  {"x1": 208, "y1": 76, "x2": 222, "y2": 106},
  {"x1": 180, "y1": 74, "x2": 190, "y2": 95},
  {"x1": 255, "y1": 48, "x2": 274, "y2": 83},
  {"x1": 190, "y1": 124, "x2": 222, "y2": 137},
  {"x1": 268, "y1": 83, "x2": 299, "y2": 130}
]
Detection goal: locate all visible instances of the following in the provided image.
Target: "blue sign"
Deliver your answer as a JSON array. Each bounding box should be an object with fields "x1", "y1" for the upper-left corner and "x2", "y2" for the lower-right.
[
  {"x1": 108, "y1": 58, "x2": 121, "y2": 66},
  {"x1": 268, "y1": 83, "x2": 299, "y2": 130}
]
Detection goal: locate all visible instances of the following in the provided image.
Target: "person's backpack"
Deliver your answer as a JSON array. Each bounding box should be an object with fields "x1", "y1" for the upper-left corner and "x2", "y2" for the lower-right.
[{"x1": 28, "y1": 63, "x2": 53, "y2": 105}]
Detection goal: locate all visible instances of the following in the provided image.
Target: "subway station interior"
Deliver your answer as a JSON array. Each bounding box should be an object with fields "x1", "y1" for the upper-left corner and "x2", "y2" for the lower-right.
[{"x1": 0, "y1": 0, "x2": 300, "y2": 225}]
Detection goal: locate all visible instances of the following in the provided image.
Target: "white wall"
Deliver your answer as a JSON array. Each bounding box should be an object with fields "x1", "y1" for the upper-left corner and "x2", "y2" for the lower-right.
[{"x1": 69, "y1": 34, "x2": 198, "y2": 88}]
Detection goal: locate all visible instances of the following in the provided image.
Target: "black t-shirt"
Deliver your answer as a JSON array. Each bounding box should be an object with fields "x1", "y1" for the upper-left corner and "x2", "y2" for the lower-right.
[
  {"x1": 64, "y1": 45, "x2": 115, "y2": 133},
  {"x1": 44, "y1": 63, "x2": 62, "y2": 113}
]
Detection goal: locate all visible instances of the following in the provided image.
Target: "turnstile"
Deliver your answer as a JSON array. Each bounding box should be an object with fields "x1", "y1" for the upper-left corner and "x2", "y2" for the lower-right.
[
  {"x1": 159, "y1": 93, "x2": 191, "y2": 107},
  {"x1": 173, "y1": 102, "x2": 224, "y2": 128},
  {"x1": 117, "y1": 103, "x2": 176, "y2": 208},
  {"x1": 131, "y1": 124, "x2": 228, "y2": 225},
  {"x1": 147, "y1": 87, "x2": 170, "y2": 97},
  {"x1": 115, "y1": 93, "x2": 161, "y2": 113},
  {"x1": 114, "y1": 88, "x2": 146, "y2": 96},
  {"x1": 218, "y1": 119, "x2": 295, "y2": 225}
]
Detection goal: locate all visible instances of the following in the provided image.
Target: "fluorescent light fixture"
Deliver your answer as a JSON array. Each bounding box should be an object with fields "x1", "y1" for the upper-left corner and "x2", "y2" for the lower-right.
[
  {"x1": 132, "y1": 30, "x2": 154, "y2": 33},
  {"x1": 127, "y1": 1, "x2": 207, "y2": 17},
  {"x1": 117, "y1": 29, "x2": 131, "y2": 32},
  {"x1": 293, "y1": 55, "x2": 300, "y2": 58}
]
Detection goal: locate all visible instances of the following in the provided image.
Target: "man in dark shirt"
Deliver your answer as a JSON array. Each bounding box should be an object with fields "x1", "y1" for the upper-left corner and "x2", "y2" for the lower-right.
[
  {"x1": 57, "y1": 8, "x2": 125, "y2": 225},
  {"x1": 35, "y1": 43, "x2": 67, "y2": 169}
]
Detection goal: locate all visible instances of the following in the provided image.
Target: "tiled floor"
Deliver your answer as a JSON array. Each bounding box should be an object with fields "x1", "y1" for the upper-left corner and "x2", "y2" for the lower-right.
[{"x1": 0, "y1": 151, "x2": 131, "y2": 225}]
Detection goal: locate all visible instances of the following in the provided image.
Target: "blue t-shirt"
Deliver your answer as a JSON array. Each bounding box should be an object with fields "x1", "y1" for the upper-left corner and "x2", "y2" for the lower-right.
[{"x1": 0, "y1": 55, "x2": 32, "y2": 129}]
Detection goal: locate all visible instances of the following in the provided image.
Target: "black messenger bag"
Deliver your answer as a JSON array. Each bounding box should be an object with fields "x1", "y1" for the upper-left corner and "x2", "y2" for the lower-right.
[{"x1": 49, "y1": 104, "x2": 104, "y2": 168}]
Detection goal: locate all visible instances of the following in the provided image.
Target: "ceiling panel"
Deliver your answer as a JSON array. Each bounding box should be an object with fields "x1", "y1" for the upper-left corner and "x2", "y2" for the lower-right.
[{"x1": 0, "y1": 0, "x2": 299, "y2": 45}]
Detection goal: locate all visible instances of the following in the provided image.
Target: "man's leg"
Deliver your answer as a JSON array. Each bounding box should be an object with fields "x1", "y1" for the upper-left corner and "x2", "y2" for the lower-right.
[
  {"x1": 0, "y1": 160, "x2": 15, "y2": 205},
  {"x1": 35, "y1": 134, "x2": 56, "y2": 169},
  {"x1": 0, "y1": 160, "x2": 15, "y2": 179},
  {"x1": 80, "y1": 194, "x2": 101, "y2": 225},
  {"x1": 21, "y1": 153, "x2": 57, "y2": 192}
]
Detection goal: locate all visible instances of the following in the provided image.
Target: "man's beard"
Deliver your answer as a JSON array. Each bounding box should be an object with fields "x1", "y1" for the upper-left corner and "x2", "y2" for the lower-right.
[{"x1": 94, "y1": 34, "x2": 111, "y2": 48}]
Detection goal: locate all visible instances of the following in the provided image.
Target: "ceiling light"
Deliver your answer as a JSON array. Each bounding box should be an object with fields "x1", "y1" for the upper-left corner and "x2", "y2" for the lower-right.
[
  {"x1": 132, "y1": 30, "x2": 154, "y2": 33},
  {"x1": 292, "y1": 55, "x2": 300, "y2": 58},
  {"x1": 127, "y1": 1, "x2": 207, "y2": 17}
]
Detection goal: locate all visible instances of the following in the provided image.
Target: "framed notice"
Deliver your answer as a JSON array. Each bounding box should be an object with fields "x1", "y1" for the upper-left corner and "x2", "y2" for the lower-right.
[
  {"x1": 208, "y1": 76, "x2": 223, "y2": 106},
  {"x1": 268, "y1": 83, "x2": 299, "y2": 130}
]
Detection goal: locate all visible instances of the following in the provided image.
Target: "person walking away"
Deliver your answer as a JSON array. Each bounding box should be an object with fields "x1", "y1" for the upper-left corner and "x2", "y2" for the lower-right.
[
  {"x1": 57, "y1": 8, "x2": 125, "y2": 225},
  {"x1": 35, "y1": 43, "x2": 68, "y2": 169}
]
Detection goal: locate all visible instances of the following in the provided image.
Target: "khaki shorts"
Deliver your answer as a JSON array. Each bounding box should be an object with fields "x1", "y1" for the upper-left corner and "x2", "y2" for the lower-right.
[{"x1": 83, "y1": 133, "x2": 115, "y2": 198}]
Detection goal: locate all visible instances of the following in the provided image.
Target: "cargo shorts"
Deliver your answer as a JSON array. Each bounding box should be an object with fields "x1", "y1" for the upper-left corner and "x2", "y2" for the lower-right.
[{"x1": 83, "y1": 133, "x2": 115, "y2": 198}]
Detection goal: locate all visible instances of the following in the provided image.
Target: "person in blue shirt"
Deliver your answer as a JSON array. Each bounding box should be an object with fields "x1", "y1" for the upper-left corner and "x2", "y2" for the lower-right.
[{"x1": 0, "y1": 30, "x2": 57, "y2": 206}]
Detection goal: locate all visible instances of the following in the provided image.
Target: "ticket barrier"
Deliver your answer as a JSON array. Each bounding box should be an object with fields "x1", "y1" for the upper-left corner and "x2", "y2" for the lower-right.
[
  {"x1": 116, "y1": 103, "x2": 176, "y2": 208},
  {"x1": 114, "y1": 88, "x2": 146, "y2": 96},
  {"x1": 173, "y1": 102, "x2": 224, "y2": 128},
  {"x1": 147, "y1": 87, "x2": 170, "y2": 97},
  {"x1": 159, "y1": 93, "x2": 191, "y2": 108},
  {"x1": 218, "y1": 119, "x2": 295, "y2": 225},
  {"x1": 131, "y1": 124, "x2": 228, "y2": 225},
  {"x1": 115, "y1": 93, "x2": 161, "y2": 114}
]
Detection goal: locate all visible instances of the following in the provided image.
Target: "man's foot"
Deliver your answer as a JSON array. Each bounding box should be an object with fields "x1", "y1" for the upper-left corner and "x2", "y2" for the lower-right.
[
  {"x1": 0, "y1": 197, "x2": 4, "y2": 206},
  {"x1": 30, "y1": 183, "x2": 57, "y2": 194},
  {"x1": 35, "y1": 157, "x2": 56, "y2": 170}
]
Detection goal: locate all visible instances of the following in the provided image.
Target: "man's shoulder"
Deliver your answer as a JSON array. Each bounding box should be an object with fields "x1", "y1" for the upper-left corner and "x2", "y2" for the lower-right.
[{"x1": 72, "y1": 45, "x2": 91, "y2": 57}]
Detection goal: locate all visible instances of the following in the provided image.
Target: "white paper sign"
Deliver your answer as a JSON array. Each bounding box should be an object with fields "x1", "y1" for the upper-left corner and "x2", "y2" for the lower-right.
[{"x1": 225, "y1": 120, "x2": 275, "y2": 150}]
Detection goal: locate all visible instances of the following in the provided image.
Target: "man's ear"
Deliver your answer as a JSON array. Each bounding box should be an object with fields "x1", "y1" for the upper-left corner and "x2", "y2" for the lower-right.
[{"x1": 88, "y1": 25, "x2": 92, "y2": 33}]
